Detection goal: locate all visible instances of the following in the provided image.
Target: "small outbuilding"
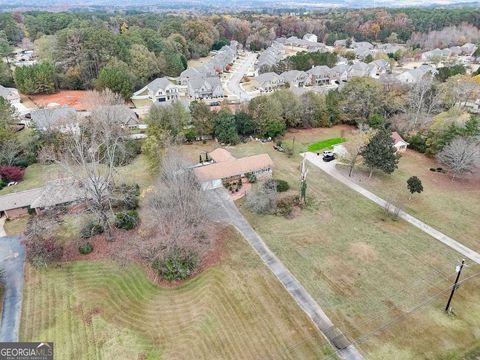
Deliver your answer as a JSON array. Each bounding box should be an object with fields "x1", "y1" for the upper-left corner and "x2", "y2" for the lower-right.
[{"x1": 391, "y1": 132, "x2": 409, "y2": 153}]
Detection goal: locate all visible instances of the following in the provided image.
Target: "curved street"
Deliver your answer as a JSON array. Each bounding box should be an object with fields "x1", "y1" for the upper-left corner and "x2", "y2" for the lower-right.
[{"x1": 224, "y1": 51, "x2": 257, "y2": 102}]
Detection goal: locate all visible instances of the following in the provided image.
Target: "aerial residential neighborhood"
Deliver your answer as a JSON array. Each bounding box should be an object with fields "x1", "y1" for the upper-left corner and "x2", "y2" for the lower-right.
[{"x1": 0, "y1": 2, "x2": 479, "y2": 360}]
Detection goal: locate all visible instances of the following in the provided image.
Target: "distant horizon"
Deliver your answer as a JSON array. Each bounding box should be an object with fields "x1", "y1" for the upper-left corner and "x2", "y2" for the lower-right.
[{"x1": 1, "y1": 0, "x2": 480, "y2": 11}]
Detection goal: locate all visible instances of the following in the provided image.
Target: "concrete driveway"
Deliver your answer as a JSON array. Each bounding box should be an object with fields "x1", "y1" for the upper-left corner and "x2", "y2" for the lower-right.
[
  {"x1": 208, "y1": 188, "x2": 364, "y2": 360},
  {"x1": 304, "y1": 152, "x2": 480, "y2": 264},
  {"x1": 0, "y1": 235, "x2": 25, "y2": 342}
]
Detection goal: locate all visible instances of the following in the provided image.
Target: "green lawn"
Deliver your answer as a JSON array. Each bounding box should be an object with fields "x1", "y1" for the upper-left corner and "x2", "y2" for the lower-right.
[
  {"x1": 0, "y1": 155, "x2": 153, "y2": 196},
  {"x1": 4, "y1": 217, "x2": 29, "y2": 236},
  {"x1": 335, "y1": 150, "x2": 480, "y2": 253},
  {"x1": 307, "y1": 137, "x2": 346, "y2": 152},
  {"x1": 223, "y1": 127, "x2": 480, "y2": 359},
  {"x1": 20, "y1": 226, "x2": 334, "y2": 360}
]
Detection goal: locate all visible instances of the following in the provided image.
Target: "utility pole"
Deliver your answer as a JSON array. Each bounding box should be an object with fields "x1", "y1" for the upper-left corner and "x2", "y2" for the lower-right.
[{"x1": 445, "y1": 259, "x2": 465, "y2": 312}]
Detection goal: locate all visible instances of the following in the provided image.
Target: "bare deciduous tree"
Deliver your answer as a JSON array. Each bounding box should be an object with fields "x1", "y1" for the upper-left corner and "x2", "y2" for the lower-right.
[
  {"x1": 0, "y1": 138, "x2": 22, "y2": 165},
  {"x1": 405, "y1": 76, "x2": 442, "y2": 131},
  {"x1": 55, "y1": 110, "x2": 127, "y2": 240},
  {"x1": 437, "y1": 136, "x2": 480, "y2": 179},
  {"x1": 343, "y1": 126, "x2": 376, "y2": 177},
  {"x1": 246, "y1": 179, "x2": 277, "y2": 214},
  {"x1": 84, "y1": 89, "x2": 125, "y2": 108},
  {"x1": 144, "y1": 149, "x2": 212, "y2": 261}
]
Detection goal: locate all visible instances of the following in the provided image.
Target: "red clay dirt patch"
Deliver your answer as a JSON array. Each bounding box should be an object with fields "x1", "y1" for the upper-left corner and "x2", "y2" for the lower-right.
[{"x1": 29, "y1": 90, "x2": 91, "y2": 111}]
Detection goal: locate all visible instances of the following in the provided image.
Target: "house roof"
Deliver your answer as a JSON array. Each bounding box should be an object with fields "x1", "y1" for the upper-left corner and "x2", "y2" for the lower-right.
[
  {"x1": 194, "y1": 153, "x2": 273, "y2": 182},
  {"x1": 146, "y1": 77, "x2": 172, "y2": 94},
  {"x1": 391, "y1": 131, "x2": 408, "y2": 145},
  {"x1": 307, "y1": 65, "x2": 331, "y2": 77},
  {"x1": 281, "y1": 70, "x2": 307, "y2": 83},
  {"x1": 0, "y1": 85, "x2": 18, "y2": 99},
  {"x1": 209, "y1": 148, "x2": 236, "y2": 162},
  {"x1": 31, "y1": 106, "x2": 76, "y2": 129},
  {"x1": 257, "y1": 72, "x2": 282, "y2": 85},
  {"x1": 91, "y1": 105, "x2": 138, "y2": 126},
  {"x1": 30, "y1": 178, "x2": 86, "y2": 209},
  {"x1": 0, "y1": 188, "x2": 43, "y2": 212},
  {"x1": 180, "y1": 68, "x2": 199, "y2": 78}
]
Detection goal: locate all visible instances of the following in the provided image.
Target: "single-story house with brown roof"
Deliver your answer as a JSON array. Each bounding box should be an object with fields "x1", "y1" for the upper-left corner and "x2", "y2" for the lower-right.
[
  {"x1": 194, "y1": 149, "x2": 273, "y2": 190},
  {"x1": 0, "y1": 178, "x2": 88, "y2": 219},
  {"x1": 0, "y1": 188, "x2": 43, "y2": 219}
]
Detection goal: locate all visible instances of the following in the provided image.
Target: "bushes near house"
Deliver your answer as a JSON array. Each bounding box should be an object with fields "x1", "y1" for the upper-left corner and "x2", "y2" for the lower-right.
[
  {"x1": 25, "y1": 238, "x2": 64, "y2": 267},
  {"x1": 0, "y1": 165, "x2": 25, "y2": 182},
  {"x1": 112, "y1": 183, "x2": 140, "y2": 210},
  {"x1": 80, "y1": 220, "x2": 104, "y2": 239},
  {"x1": 78, "y1": 242, "x2": 94, "y2": 255},
  {"x1": 245, "y1": 172, "x2": 257, "y2": 183},
  {"x1": 276, "y1": 193, "x2": 301, "y2": 217},
  {"x1": 115, "y1": 210, "x2": 139, "y2": 230},
  {"x1": 152, "y1": 248, "x2": 199, "y2": 281},
  {"x1": 274, "y1": 179, "x2": 290, "y2": 192}
]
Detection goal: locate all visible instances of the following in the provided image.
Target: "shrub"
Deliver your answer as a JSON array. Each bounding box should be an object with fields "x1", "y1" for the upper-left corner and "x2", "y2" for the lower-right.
[
  {"x1": 245, "y1": 172, "x2": 257, "y2": 183},
  {"x1": 276, "y1": 194, "x2": 300, "y2": 217},
  {"x1": 79, "y1": 242, "x2": 94, "y2": 255},
  {"x1": 115, "y1": 210, "x2": 139, "y2": 230},
  {"x1": 0, "y1": 179, "x2": 6, "y2": 190},
  {"x1": 275, "y1": 179, "x2": 290, "y2": 192},
  {"x1": 0, "y1": 166, "x2": 25, "y2": 182},
  {"x1": 112, "y1": 183, "x2": 140, "y2": 210},
  {"x1": 80, "y1": 220, "x2": 104, "y2": 239},
  {"x1": 430, "y1": 168, "x2": 437, "y2": 172},
  {"x1": 25, "y1": 237, "x2": 64, "y2": 267},
  {"x1": 246, "y1": 181, "x2": 277, "y2": 214},
  {"x1": 407, "y1": 133, "x2": 427, "y2": 153},
  {"x1": 152, "y1": 248, "x2": 199, "y2": 281}
]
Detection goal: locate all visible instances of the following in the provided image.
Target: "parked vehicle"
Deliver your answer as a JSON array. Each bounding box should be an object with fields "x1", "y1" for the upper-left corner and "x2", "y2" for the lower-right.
[{"x1": 322, "y1": 154, "x2": 335, "y2": 162}]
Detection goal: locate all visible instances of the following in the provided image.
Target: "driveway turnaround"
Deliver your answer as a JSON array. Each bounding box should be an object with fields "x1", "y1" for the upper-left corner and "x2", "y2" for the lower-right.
[
  {"x1": 304, "y1": 152, "x2": 480, "y2": 265},
  {"x1": 209, "y1": 189, "x2": 364, "y2": 360},
  {"x1": 0, "y1": 236, "x2": 25, "y2": 342}
]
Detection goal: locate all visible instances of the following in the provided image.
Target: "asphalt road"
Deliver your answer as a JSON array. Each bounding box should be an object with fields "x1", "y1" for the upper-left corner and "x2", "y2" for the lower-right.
[
  {"x1": 0, "y1": 235, "x2": 25, "y2": 342},
  {"x1": 225, "y1": 52, "x2": 257, "y2": 102}
]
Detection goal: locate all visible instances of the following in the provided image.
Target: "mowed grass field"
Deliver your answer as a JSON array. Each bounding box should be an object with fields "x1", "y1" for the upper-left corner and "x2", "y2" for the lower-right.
[
  {"x1": 20, "y1": 227, "x2": 334, "y2": 360},
  {"x1": 198, "y1": 128, "x2": 480, "y2": 359},
  {"x1": 336, "y1": 150, "x2": 480, "y2": 253}
]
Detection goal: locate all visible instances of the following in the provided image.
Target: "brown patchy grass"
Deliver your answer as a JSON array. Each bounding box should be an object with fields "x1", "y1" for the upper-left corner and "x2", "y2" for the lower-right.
[
  {"x1": 193, "y1": 126, "x2": 480, "y2": 359},
  {"x1": 20, "y1": 226, "x2": 334, "y2": 360}
]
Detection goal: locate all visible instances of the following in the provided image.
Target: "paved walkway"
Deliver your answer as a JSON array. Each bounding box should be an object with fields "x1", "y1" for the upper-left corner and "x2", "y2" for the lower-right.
[
  {"x1": 209, "y1": 189, "x2": 364, "y2": 360},
  {"x1": 304, "y1": 152, "x2": 480, "y2": 265},
  {"x1": 0, "y1": 236, "x2": 25, "y2": 342}
]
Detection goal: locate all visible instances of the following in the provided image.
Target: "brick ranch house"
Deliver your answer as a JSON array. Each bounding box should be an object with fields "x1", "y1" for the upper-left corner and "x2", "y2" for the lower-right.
[
  {"x1": 0, "y1": 178, "x2": 87, "y2": 219},
  {"x1": 193, "y1": 148, "x2": 273, "y2": 190}
]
